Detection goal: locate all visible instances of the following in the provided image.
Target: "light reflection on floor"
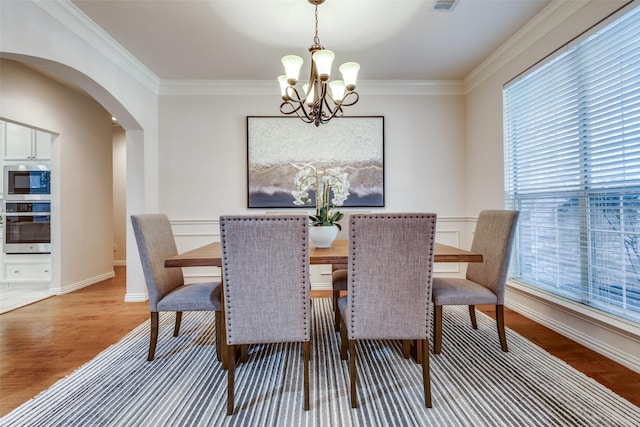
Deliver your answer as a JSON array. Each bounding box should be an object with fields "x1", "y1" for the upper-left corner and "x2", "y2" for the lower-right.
[{"x1": 0, "y1": 287, "x2": 52, "y2": 314}]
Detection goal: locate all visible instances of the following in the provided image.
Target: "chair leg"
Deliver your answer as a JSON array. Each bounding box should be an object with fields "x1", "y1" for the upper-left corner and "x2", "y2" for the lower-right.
[
  {"x1": 496, "y1": 305, "x2": 508, "y2": 352},
  {"x1": 468, "y1": 305, "x2": 478, "y2": 329},
  {"x1": 303, "y1": 340, "x2": 310, "y2": 411},
  {"x1": 433, "y1": 305, "x2": 443, "y2": 354},
  {"x1": 227, "y1": 344, "x2": 236, "y2": 416},
  {"x1": 215, "y1": 311, "x2": 223, "y2": 362},
  {"x1": 240, "y1": 345, "x2": 249, "y2": 363},
  {"x1": 402, "y1": 340, "x2": 411, "y2": 359},
  {"x1": 339, "y1": 314, "x2": 348, "y2": 360},
  {"x1": 333, "y1": 290, "x2": 341, "y2": 332},
  {"x1": 422, "y1": 338, "x2": 432, "y2": 408},
  {"x1": 349, "y1": 340, "x2": 358, "y2": 408},
  {"x1": 173, "y1": 311, "x2": 182, "y2": 337},
  {"x1": 221, "y1": 309, "x2": 228, "y2": 371},
  {"x1": 148, "y1": 312, "x2": 159, "y2": 361}
]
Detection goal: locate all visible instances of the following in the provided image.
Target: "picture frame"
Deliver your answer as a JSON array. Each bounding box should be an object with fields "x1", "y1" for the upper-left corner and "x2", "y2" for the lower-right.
[{"x1": 247, "y1": 116, "x2": 385, "y2": 208}]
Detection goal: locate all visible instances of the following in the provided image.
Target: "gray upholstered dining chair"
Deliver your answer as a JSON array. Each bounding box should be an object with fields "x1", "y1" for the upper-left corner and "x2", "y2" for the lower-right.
[
  {"x1": 337, "y1": 213, "x2": 437, "y2": 408},
  {"x1": 131, "y1": 214, "x2": 222, "y2": 361},
  {"x1": 331, "y1": 221, "x2": 348, "y2": 331},
  {"x1": 431, "y1": 210, "x2": 519, "y2": 354},
  {"x1": 331, "y1": 211, "x2": 368, "y2": 331},
  {"x1": 220, "y1": 214, "x2": 311, "y2": 416}
]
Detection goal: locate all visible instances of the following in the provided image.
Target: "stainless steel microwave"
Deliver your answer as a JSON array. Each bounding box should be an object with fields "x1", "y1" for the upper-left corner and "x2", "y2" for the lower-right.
[{"x1": 4, "y1": 165, "x2": 51, "y2": 200}]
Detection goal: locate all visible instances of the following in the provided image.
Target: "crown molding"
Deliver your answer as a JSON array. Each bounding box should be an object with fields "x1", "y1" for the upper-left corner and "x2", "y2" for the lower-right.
[
  {"x1": 464, "y1": 0, "x2": 590, "y2": 94},
  {"x1": 35, "y1": 0, "x2": 160, "y2": 94},
  {"x1": 359, "y1": 80, "x2": 465, "y2": 96},
  {"x1": 159, "y1": 79, "x2": 465, "y2": 97},
  {"x1": 159, "y1": 80, "x2": 274, "y2": 96}
]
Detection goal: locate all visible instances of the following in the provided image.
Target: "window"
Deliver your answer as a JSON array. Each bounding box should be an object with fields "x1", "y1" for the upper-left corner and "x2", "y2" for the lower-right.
[{"x1": 503, "y1": 4, "x2": 640, "y2": 323}]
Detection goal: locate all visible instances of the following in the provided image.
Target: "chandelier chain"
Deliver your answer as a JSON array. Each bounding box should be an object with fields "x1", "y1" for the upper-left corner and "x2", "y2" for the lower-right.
[{"x1": 313, "y1": 3, "x2": 320, "y2": 46}]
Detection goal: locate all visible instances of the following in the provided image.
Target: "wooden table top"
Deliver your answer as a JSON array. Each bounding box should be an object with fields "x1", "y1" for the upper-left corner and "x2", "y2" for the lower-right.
[{"x1": 165, "y1": 239, "x2": 482, "y2": 268}]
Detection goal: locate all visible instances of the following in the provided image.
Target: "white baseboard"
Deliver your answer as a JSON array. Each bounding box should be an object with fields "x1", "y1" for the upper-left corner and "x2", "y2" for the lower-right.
[
  {"x1": 124, "y1": 292, "x2": 148, "y2": 303},
  {"x1": 51, "y1": 271, "x2": 115, "y2": 295},
  {"x1": 506, "y1": 282, "x2": 640, "y2": 373}
]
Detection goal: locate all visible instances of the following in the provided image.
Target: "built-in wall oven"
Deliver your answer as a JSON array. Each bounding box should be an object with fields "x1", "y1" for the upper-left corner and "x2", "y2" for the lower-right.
[
  {"x1": 4, "y1": 201, "x2": 51, "y2": 253},
  {"x1": 3, "y1": 164, "x2": 52, "y2": 254}
]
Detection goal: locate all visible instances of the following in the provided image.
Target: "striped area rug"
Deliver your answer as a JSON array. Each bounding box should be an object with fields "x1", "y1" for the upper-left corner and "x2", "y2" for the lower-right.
[{"x1": 2, "y1": 299, "x2": 638, "y2": 426}]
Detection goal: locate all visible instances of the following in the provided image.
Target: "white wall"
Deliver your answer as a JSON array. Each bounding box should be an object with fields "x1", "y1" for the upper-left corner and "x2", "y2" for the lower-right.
[
  {"x1": 0, "y1": 59, "x2": 114, "y2": 293},
  {"x1": 465, "y1": 0, "x2": 640, "y2": 371},
  {"x1": 0, "y1": 0, "x2": 160, "y2": 300},
  {"x1": 158, "y1": 92, "x2": 467, "y2": 219},
  {"x1": 158, "y1": 88, "x2": 471, "y2": 285},
  {"x1": 113, "y1": 125, "x2": 127, "y2": 265}
]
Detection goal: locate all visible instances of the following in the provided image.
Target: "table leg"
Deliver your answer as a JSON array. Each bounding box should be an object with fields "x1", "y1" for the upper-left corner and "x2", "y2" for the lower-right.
[{"x1": 410, "y1": 339, "x2": 423, "y2": 364}]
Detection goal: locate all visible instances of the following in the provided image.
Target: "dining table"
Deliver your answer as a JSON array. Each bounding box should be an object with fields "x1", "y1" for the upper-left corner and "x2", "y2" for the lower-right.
[
  {"x1": 164, "y1": 239, "x2": 483, "y2": 367},
  {"x1": 165, "y1": 239, "x2": 483, "y2": 268}
]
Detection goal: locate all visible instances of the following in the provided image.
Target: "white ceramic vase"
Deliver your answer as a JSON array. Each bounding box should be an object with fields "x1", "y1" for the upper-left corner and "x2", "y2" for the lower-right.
[{"x1": 309, "y1": 225, "x2": 338, "y2": 248}]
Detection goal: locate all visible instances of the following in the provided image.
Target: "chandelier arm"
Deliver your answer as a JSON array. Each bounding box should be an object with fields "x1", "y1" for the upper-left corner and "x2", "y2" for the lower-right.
[
  {"x1": 295, "y1": 104, "x2": 315, "y2": 124},
  {"x1": 280, "y1": 100, "x2": 304, "y2": 115},
  {"x1": 281, "y1": 99, "x2": 317, "y2": 124},
  {"x1": 323, "y1": 93, "x2": 338, "y2": 117},
  {"x1": 317, "y1": 81, "x2": 329, "y2": 117},
  {"x1": 281, "y1": 86, "x2": 321, "y2": 123},
  {"x1": 284, "y1": 86, "x2": 305, "y2": 104},
  {"x1": 320, "y1": 100, "x2": 344, "y2": 123},
  {"x1": 336, "y1": 91, "x2": 360, "y2": 108}
]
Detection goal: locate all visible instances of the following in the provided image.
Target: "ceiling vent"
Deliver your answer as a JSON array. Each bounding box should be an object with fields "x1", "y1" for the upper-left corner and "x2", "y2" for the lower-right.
[{"x1": 433, "y1": 0, "x2": 459, "y2": 12}]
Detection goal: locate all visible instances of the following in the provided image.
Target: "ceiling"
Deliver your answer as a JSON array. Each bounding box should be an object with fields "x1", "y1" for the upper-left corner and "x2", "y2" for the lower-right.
[{"x1": 70, "y1": 0, "x2": 551, "y2": 82}]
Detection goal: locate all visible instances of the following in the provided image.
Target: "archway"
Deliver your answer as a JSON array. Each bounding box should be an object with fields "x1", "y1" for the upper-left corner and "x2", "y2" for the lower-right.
[{"x1": 0, "y1": 54, "x2": 148, "y2": 302}]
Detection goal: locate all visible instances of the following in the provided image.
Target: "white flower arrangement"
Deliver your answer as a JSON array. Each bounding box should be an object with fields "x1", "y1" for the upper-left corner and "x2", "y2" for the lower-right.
[{"x1": 292, "y1": 165, "x2": 351, "y2": 228}]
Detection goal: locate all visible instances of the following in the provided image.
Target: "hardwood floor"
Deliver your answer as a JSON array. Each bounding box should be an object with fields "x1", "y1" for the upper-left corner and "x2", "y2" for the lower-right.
[
  {"x1": 1, "y1": 268, "x2": 638, "y2": 417},
  {"x1": 0, "y1": 267, "x2": 148, "y2": 416},
  {"x1": 475, "y1": 305, "x2": 640, "y2": 408}
]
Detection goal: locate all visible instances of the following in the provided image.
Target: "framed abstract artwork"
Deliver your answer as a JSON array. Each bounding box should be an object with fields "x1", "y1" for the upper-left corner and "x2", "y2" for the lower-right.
[{"x1": 247, "y1": 116, "x2": 385, "y2": 208}]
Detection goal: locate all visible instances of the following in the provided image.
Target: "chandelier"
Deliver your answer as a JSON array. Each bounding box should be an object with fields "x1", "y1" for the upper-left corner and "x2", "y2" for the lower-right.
[{"x1": 277, "y1": 0, "x2": 360, "y2": 127}]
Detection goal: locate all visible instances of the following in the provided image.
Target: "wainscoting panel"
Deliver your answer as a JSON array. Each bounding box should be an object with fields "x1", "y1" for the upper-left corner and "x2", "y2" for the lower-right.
[{"x1": 506, "y1": 281, "x2": 640, "y2": 373}]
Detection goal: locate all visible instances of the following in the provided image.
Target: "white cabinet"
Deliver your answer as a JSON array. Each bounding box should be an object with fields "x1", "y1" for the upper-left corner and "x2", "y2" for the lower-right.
[
  {"x1": 34, "y1": 130, "x2": 53, "y2": 159},
  {"x1": 3, "y1": 122, "x2": 52, "y2": 161},
  {"x1": 4, "y1": 263, "x2": 50, "y2": 281},
  {"x1": 2, "y1": 254, "x2": 51, "y2": 284}
]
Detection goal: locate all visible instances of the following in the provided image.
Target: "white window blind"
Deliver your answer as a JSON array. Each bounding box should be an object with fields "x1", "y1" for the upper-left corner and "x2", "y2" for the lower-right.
[{"x1": 503, "y1": 4, "x2": 640, "y2": 323}]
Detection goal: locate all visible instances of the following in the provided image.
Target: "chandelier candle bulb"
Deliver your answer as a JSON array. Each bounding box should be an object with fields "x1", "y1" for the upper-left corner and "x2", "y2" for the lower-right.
[
  {"x1": 312, "y1": 50, "x2": 335, "y2": 80},
  {"x1": 282, "y1": 55, "x2": 303, "y2": 85},
  {"x1": 339, "y1": 62, "x2": 360, "y2": 91},
  {"x1": 277, "y1": 75, "x2": 290, "y2": 100},
  {"x1": 329, "y1": 80, "x2": 346, "y2": 102}
]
